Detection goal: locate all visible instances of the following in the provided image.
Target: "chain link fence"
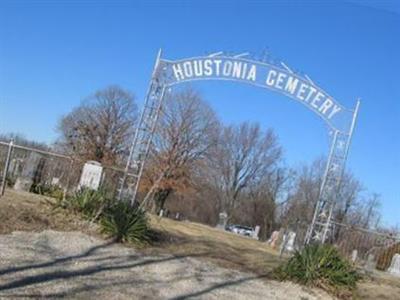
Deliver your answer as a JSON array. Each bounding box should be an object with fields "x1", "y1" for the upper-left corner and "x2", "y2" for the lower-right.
[
  {"x1": 0, "y1": 140, "x2": 134, "y2": 200},
  {"x1": 332, "y1": 222, "x2": 400, "y2": 273},
  {"x1": 272, "y1": 217, "x2": 399, "y2": 275}
]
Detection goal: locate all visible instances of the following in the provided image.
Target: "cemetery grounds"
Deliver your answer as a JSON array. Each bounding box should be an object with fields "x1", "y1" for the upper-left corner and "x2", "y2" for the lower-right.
[{"x1": 0, "y1": 190, "x2": 399, "y2": 299}]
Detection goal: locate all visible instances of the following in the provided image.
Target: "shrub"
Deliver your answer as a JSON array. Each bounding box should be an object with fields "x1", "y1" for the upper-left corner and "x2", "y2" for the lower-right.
[
  {"x1": 30, "y1": 183, "x2": 64, "y2": 201},
  {"x1": 274, "y1": 244, "x2": 359, "y2": 297},
  {"x1": 62, "y1": 188, "x2": 110, "y2": 220},
  {"x1": 6, "y1": 177, "x2": 16, "y2": 188},
  {"x1": 100, "y1": 201, "x2": 151, "y2": 245}
]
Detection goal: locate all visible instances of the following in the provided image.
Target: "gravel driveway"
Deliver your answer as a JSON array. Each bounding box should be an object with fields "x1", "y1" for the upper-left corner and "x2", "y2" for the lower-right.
[{"x1": 0, "y1": 230, "x2": 333, "y2": 299}]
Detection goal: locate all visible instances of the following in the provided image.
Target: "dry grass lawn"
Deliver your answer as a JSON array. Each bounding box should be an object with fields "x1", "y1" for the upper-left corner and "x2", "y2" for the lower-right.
[
  {"x1": 1, "y1": 189, "x2": 399, "y2": 299},
  {"x1": 147, "y1": 215, "x2": 285, "y2": 275}
]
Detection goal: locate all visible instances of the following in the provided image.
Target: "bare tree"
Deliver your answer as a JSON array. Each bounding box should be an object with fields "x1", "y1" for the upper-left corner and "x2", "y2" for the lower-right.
[
  {"x1": 233, "y1": 167, "x2": 290, "y2": 239},
  {"x1": 279, "y1": 159, "x2": 325, "y2": 227},
  {"x1": 142, "y1": 88, "x2": 219, "y2": 213},
  {"x1": 360, "y1": 193, "x2": 382, "y2": 229},
  {"x1": 0, "y1": 133, "x2": 49, "y2": 151},
  {"x1": 207, "y1": 122, "x2": 282, "y2": 219},
  {"x1": 57, "y1": 86, "x2": 136, "y2": 165},
  {"x1": 335, "y1": 172, "x2": 364, "y2": 224}
]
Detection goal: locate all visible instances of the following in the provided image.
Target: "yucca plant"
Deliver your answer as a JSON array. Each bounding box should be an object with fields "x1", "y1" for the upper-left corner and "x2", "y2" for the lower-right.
[
  {"x1": 63, "y1": 188, "x2": 110, "y2": 220},
  {"x1": 274, "y1": 244, "x2": 359, "y2": 296},
  {"x1": 100, "y1": 201, "x2": 151, "y2": 245}
]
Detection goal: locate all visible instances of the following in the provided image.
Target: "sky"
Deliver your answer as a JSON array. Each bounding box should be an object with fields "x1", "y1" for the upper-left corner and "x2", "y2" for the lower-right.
[{"x1": 0, "y1": 0, "x2": 399, "y2": 227}]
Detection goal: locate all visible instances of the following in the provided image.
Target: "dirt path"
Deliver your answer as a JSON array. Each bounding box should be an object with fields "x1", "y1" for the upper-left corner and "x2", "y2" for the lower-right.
[{"x1": 0, "y1": 230, "x2": 334, "y2": 300}]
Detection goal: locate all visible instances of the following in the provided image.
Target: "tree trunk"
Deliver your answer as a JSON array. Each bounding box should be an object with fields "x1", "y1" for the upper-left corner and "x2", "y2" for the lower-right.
[{"x1": 152, "y1": 188, "x2": 172, "y2": 214}]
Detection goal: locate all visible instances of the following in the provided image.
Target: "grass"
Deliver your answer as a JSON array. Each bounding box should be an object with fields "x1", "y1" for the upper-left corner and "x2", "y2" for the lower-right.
[
  {"x1": 146, "y1": 215, "x2": 284, "y2": 274},
  {"x1": 0, "y1": 189, "x2": 98, "y2": 236},
  {"x1": 1, "y1": 189, "x2": 400, "y2": 300}
]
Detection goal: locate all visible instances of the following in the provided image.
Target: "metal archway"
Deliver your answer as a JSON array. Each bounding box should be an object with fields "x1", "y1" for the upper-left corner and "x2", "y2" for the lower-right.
[{"x1": 119, "y1": 49, "x2": 360, "y2": 244}]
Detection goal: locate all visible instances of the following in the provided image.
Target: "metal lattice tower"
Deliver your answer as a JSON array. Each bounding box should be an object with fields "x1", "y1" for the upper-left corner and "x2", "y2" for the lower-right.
[
  {"x1": 305, "y1": 101, "x2": 360, "y2": 244},
  {"x1": 117, "y1": 50, "x2": 167, "y2": 204}
]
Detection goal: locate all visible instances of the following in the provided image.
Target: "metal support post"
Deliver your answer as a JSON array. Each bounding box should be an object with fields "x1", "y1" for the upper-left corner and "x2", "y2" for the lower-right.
[
  {"x1": 1, "y1": 139, "x2": 14, "y2": 197},
  {"x1": 117, "y1": 49, "x2": 163, "y2": 201}
]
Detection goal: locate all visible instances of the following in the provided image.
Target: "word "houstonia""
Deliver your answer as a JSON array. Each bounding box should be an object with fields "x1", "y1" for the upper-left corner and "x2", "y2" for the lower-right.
[{"x1": 169, "y1": 58, "x2": 342, "y2": 120}]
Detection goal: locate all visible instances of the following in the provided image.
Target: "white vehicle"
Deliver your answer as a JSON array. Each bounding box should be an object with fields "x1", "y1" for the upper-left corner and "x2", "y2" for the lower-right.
[{"x1": 227, "y1": 225, "x2": 254, "y2": 237}]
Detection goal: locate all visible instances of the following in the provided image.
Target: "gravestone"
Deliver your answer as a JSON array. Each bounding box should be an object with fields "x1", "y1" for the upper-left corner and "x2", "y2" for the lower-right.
[
  {"x1": 14, "y1": 152, "x2": 43, "y2": 192},
  {"x1": 365, "y1": 253, "x2": 376, "y2": 272},
  {"x1": 388, "y1": 254, "x2": 400, "y2": 277},
  {"x1": 351, "y1": 249, "x2": 358, "y2": 263},
  {"x1": 216, "y1": 212, "x2": 228, "y2": 229},
  {"x1": 252, "y1": 225, "x2": 260, "y2": 240},
  {"x1": 280, "y1": 231, "x2": 297, "y2": 254},
  {"x1": 9, "y1": 158, "x2": 21, "y2": 178},
  {"x1": 51, "y1": 177, "x2": 60, "y2": 185},
  {"x1": 267, "y1": 230, "x2": 280, "y2": 249},
  {"x1": 285, "y1": 231, "x2": 297, "y2": 252},
  {"x1": 78, "y1": 161, "x2": 103, "y2": 190}
]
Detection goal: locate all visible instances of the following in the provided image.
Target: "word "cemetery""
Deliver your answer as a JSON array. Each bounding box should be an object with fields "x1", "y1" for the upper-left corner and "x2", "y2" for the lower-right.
[{"x1": 170, "y1": 58, "x2": 342, "y2": 120}]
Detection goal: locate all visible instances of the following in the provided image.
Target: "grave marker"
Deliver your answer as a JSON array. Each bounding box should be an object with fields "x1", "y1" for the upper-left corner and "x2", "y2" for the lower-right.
[
  {"x1": 388, "y1": 253, "x2": 400, "y2": 277},
  {"x1": 79, "y1": 161, "x2": 103, "y2": 190}
]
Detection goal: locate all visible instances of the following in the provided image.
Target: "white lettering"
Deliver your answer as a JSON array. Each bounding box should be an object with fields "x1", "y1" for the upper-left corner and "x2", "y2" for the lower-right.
[
  {"x1": 319, "y1": 98, "x2": 333, "y2": 115},
  {"x1": 328, "y1": 105, "x2": 341, "y2": 119},
  {"x1": 204, "y1": 59, "x2": 213, "y2": 76},
  {"x1": 223, "y1": 61, "x2": 233, "y2": 76},
  {"x1": 266, "y1": 70, "x2": 277, "y2": 86},
  {"x1": 247, "y1": 65, "x2": 257, "y2": 81},
  {"x1": 241, "y1": 63, "x2": 248, "y2": 79},
  {"x1": 214, "y1": 60, "x2": 222, "y2": 76},
  {"x1": 305, "y1": 86, "x2": 317, "y2": 102},
  {"x1": 183, "y1": 61, "x2": 193, "y2": 78},
  {"x1": 232, "y1": 61, "x2": 242, "y2": 78},
  {"x1": 275, "y1": 72, "x2": 287, "y2": 90},
  {"x1": 193, "y1": 60, "x2": 203, "y2": 76},
  {"x1": 311, "y1": 92, "x2": 324, "y2": 109},
  {"x1": 172, "y1": 64, "x2": 184, "y2": 81},
  {"x1": 297, "y1": 83, "x2": 308, "y2": 100},
  {"x1": 285, "y1": 77, "x2": 299, "y2": 94}
]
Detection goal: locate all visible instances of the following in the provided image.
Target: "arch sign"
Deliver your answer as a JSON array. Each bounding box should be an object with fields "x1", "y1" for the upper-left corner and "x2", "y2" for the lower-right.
[{"x1": 121, "y1": 50, "x2": 360, "y2": 245}]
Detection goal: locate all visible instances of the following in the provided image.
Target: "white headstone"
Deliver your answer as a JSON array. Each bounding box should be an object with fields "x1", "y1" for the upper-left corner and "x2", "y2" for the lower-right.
[
  {"x1": 285, "y1": 231, "x2": 297, "y2": 252},
  {"x1": 51, "y1": 177, "x2": 60, "y2": 185},
  {"x1": 388, "y1": 253, "x2": 400, "y2": 277},
  {"x1": 216, "y1": 212, "x2": 228, "y2": 229},
  {"x1": 366, "y1": 254, "x2": 376, "y2": 272},
  {"x1": 267, "y1": 230, "x2": 280, "y2": 248},
  {"x1": 253, "y1": 225, "x2": 261, "y2": 240},
  {"x1": 79, "y1": 161, "x2": 103, "y2": 190},
  {"x1": 351, "y1": 249, "x2": 358, "y2": 263},
  {"x1": 279, "y1": 231, "x2": 297, "y2": 254}
]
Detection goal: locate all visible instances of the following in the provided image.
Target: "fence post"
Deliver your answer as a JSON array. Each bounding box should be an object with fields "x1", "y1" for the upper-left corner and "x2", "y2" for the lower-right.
[{"x1": 0, "y1": 139, "x2": 14, "y2": 197}]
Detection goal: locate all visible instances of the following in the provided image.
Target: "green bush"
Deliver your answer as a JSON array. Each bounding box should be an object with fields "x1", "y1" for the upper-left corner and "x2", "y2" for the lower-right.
[
  {"x1": 274, "y1": 244, "x2": 359, "y2": 296},
  {"x1": 100, "y1": 201, "x2": 151, "y2": 245},
  {"x1": 62, "y1": 188, "x2": 110, "y2": 220},
  {"x1": 30, "y1": 183, "x2": 64, "y2": 201},
  {"x1": 6, "y1": 177, "x2": 16, "y2": 188}
]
